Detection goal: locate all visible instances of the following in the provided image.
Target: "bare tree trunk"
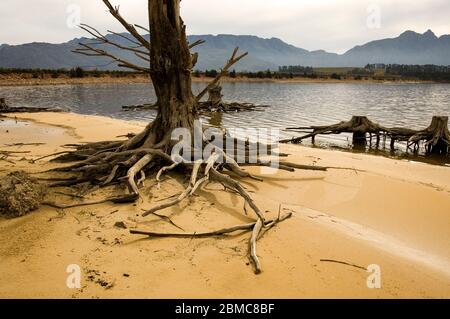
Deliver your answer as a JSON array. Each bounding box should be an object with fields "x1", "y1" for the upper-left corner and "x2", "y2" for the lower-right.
[
  {"x1": 207, "y1": 83, "x2": 224, "y2": 107},
  {"x1": 148, "y1": 0, "x2": 197, "y2": 145},
  {"x1": 49, "y1": 0, "x2": 299, "y2": 274}
]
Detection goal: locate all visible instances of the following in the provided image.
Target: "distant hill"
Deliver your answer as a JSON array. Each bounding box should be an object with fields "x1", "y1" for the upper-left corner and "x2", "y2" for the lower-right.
[
  {"x1": 341, "y1": 29, "x2": 450, "y2": 66},
  {"x1": 0, "y1": 30, "x2": 449, "y2": 71}
]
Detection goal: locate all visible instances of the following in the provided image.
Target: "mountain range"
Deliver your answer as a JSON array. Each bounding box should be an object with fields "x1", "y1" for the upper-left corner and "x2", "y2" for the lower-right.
[{"x1": 0, "y1": 30, "x2": 449, "y2": 71}]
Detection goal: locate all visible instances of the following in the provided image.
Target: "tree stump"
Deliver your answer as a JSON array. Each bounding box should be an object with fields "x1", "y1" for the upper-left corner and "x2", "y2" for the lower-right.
[
  {"x1": 0, "y1": 98, "x2": 8, "y2": 110},
  {"x1": 409, "y1": 116, "x2": 450, "y2": 155},
  {"x1": 387, "y1": 116, "x2": 450, "y2": 155},
  {"x1": 282, "y1": 116, "x2": 388, "y2": 145},
  {"x1": 207, "y1": 83, "x2": 224, "y2": 107}
]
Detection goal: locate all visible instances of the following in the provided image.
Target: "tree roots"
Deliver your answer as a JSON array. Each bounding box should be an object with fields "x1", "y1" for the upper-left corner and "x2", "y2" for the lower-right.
[
  {"x1": 36, "y1": 127, "x2": 316, "y2": 274},
  {"x1": 282, "y1": 115, "x2": 450, "y2": 156}
]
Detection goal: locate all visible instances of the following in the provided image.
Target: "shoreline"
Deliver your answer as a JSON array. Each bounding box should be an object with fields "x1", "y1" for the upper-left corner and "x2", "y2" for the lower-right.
[
  {"x1": 1, "y1": 112, "x2": 449, "y2": 298},
  {"x1": 0, "y1": 75, "x2": 442, "y2": 87}
]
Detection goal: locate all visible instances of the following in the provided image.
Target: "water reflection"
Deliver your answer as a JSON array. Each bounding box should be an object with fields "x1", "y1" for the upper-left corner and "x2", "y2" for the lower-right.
[{"x1": 207, "y1": 111, "x2": 223, "y2": 127}]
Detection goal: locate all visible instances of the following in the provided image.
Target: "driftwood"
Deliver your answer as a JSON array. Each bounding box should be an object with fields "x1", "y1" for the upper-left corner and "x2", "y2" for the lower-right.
[
  {"x1": 0, "y1": 98, "x2": 64, "y2": 114},
  {"x1": 122, "y1": 101, "x2": 266, "y2": 113},
  {"x1": 123, "y1": 81, "x2": 267, "y2": 113}
]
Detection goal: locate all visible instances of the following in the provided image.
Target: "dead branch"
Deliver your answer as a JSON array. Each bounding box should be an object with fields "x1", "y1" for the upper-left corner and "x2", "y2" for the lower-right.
[
  {"x1": 320, "y1": 259, "x2": 367, "y2": 271},
  {"x1": 75, "y1": 43, "x2": 150, "y2": 73},
  {"x1": 4, "y1": 143, "x2": 45, "y2": 147},
  {"x1": 107, "y1": 29, "x2": 143, "y2": 47},
  {"x1": 188, "y1": 39, "x2": 205, "y2": 49},
  {"x1": 134, "y1": 24, "x2": 150, "y2": 34},
  {"x1": 42, "y1": 194, "x2": 137, "y2": 209},
  {"x1": 196, "y1": 47, "x2": 248, "y2": 102},
  {"x1": 101, "y1": 0, "x2": 150, "y2": 50},
  {"x1": 79, "y1": 24, "x2": 149, "y2": 55}
]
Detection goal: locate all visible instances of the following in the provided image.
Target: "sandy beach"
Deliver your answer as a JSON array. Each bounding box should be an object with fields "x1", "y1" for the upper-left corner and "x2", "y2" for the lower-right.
[{"x1": 0, "y1": 112, "x2": 449, "y2": 298}]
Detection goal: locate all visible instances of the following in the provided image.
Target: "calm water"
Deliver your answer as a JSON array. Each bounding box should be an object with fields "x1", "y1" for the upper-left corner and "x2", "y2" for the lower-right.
[{"x1": 1, "y1": 82, "x2": 449, "y2": 162}]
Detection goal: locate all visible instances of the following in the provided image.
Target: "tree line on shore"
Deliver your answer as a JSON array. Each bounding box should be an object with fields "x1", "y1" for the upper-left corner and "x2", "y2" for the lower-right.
[
  {"x1": 0, "y1": 67, "x2": 141, "y2": 79},
  {"x1": 2, "y1": 63, "x2": 450, "y2": 82}
]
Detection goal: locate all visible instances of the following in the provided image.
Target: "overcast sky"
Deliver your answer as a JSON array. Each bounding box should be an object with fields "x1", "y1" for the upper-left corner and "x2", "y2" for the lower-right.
[{"x1": 1, "y1": 0, "x2": 449, "y2": 53}]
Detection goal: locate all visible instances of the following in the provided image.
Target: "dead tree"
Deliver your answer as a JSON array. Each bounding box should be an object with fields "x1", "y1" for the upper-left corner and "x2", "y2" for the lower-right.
[
  {"x1": 43, "y1": 0, "x2": 331, "y2": 274},
  {"x1": 388, "y1": 116, "x2": 450, "y2": 155},
  {"x1": 281, "y1": 116, "x2": 389, "y2": 146}
]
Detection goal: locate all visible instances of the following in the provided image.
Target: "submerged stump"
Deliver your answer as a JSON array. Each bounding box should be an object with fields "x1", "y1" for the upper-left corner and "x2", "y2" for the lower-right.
[
  {"x1": 123, "y1": 80, "x2": 267, "y2": 113},
  {"x1": 389, "y1": 116, "x2": 450, "y2": 155}
]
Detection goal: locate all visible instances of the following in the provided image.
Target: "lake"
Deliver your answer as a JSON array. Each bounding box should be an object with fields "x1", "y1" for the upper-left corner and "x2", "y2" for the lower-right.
[{"x1": 1, "y1": 82, "x2": 449, "y2": 162}]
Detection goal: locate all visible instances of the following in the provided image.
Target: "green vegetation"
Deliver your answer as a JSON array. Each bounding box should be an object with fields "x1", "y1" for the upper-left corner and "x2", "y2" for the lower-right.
[
  {"x1": 313, "y1": 67, "x2": 355, "y2": 75},
  {"x1": 0, "y1": 67, "x2": 141, "y2": 79},
  {"x1": 2, "y1": 64, "x2": 450, "y2": 82}
]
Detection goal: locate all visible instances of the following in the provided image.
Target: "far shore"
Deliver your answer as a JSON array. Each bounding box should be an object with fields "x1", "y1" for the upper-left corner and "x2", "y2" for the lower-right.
[{"x1": 0, "y1": 74, "x2": 441, "y2": 87}]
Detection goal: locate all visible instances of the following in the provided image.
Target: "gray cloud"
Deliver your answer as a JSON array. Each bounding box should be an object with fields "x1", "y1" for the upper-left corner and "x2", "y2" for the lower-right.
[{"x1": 0, "y1": 0, "x2": 449, "y2": 53}]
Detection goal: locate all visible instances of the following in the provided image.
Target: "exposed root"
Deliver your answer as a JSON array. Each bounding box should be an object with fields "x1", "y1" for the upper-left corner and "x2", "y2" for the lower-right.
[
  {"x1": 282, "y1": 115, "x2": 449, "y2": 156},
  {"x1": 141, "y1": 210, "x2": 185, "y2": 231},
  {"x1": 389, "y1": 116, "x2": 450, "y2": 155},
  {"x1": 127, "y1": 154, "x2": 153, "y2": 196},
  {"x1": 131, "y1": 212, "x2": 292, "y2": 274},
  {"x1": 43, "y1": 194, "x2": 138, "y2": 209},
  {"x1": 156, "y1": 162, "x2": 179, "y2": 188},
  {"x1": 43, "y1": 123, "x2": 327, "y2": 273},
  {"x1": 250, "y1": 218, "x2": 264, "y2": 274},
  {"x1": 142, "y1": 154, "x2": 217, "y2": 217},
  {"x1": 282, "y1": 116, "x2": 388, "y2": 145},
  {"x1": 131, "y1": 213, "x2": 292, "y2": 238}
]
